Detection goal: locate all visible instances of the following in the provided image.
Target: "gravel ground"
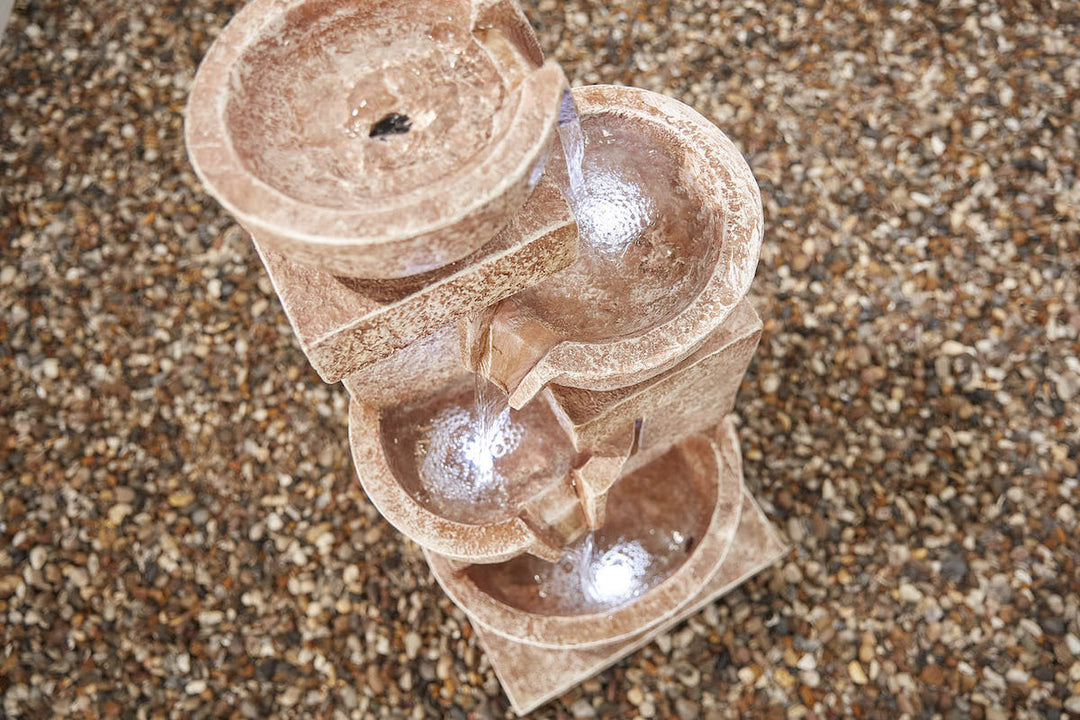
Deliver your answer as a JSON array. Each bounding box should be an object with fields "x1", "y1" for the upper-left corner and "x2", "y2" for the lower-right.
[{"x1": 2, "y1": 0, "x2": 1079, "y2": 718}]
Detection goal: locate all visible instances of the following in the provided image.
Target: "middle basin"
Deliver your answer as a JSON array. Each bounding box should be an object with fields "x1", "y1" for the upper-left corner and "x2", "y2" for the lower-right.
[
  {"x1": 463, "y1": 85, "x2": 764, "y2": 409},
  {"x1": 347, "y1": 327, "x2": 634, "y2": 564}
]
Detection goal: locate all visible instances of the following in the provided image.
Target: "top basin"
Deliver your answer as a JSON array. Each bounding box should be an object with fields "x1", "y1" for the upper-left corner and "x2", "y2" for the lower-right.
[{"x1": 186, "y1": 0, "x2": 567, "y2": 278}]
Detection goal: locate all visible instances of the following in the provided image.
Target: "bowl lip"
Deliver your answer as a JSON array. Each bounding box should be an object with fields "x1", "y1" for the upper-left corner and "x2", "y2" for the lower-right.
[
  {"x1": 184, "y1": 0, "x2": 563, "y2": 249},
  {"x1": 425, "y1": 421, "x2": 745, "y2": 649},
  {"x1": 520, "y1": 84, "x2": 765, "y2": 395},
  {"x1": 348, "y1": 397, "x2": 544, "y2": 564}
]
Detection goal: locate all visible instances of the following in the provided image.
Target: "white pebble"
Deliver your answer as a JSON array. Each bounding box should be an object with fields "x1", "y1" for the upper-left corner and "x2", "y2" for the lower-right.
[
  {"x1": 177, "y1": 653, "x2": 191, "y2": 674},
  {"x1": 1018, "y1": 618, "x2": 1043, "y2": 639},
  {"x1": 1065, "y1": 634, "x2": 1080, "y2": 657},
  {"x1": 41, "y1": 358, "x2": 59, "y2": 379},
  {"x1": 29, "y1": 547, "x2": 47, "y2": 571},
  {"x1": 404, "y1": 632, "x2": 422, "y2": 660},
  {"x1": 1005, "y1": 668, "x2": 1028, "y2": 684},
  {"x1": 898, "y1": 583, "x2": 923, "y2": 603}
]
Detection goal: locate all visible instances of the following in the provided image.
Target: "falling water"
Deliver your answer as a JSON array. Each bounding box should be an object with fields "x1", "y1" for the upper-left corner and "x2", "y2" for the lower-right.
[
  {"x1": 557, "y1": 88, "x2": 586, "y2": 204},
  {"x1": 469, "y1": 311, "x2": 511, "y2": 472},
  {"x1": 555, "y1": 89, "x2": 658, "y2": 256}
]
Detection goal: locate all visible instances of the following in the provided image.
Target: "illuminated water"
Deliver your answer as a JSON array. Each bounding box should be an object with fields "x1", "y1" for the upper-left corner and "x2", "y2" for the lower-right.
[
  {"x1": 381, "y1": 381, "x2": 575, "y2": 524},
  {"x1": 464, "y1": 445, "x2": 715, "y2": 614},
  {"x1": 503, "y1": 109, "x2": 719, "y2": 343}
]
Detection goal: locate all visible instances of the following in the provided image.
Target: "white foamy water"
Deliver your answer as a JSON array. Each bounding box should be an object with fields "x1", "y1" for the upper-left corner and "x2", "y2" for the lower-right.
[
  {"x1": 556, "y1": 91, "x2": 658, "y2": 255},
  {"x1": 418, "y1": 404, "x2": 522, "y2": 508},
  {"x1": 582, "y1": 537, "x2": 653, "y2": 605},
  {"x1": 572, "y1": 168, "x2": 656, "y2": 253},
  {"x1": 384, "y1": 379, "x2": 577, "y2": 525},
  {"x1": 528, "y1": 533, "x2": 655, "y2": 611}
]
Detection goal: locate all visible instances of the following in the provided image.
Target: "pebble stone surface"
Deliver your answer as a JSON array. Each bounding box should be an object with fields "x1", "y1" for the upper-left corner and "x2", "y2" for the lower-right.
[{"x1": 2, "y1": 0, "x2": 1079, "y2": 718}]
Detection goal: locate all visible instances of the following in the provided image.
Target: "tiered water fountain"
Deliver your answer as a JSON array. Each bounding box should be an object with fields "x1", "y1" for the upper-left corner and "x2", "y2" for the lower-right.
[{"x1": 186, "y1": 0, "x2": 785, "y2": 712}]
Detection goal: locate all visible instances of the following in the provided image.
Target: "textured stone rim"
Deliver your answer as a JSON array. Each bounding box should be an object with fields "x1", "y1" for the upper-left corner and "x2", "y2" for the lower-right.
[
  {"x1": 426, "y1": 420, "x2": 746, "y2": 649},
  {"x1": 184, "y1": 0, "x2": 565, "y2": 276},
  {"x1": 504, "y1": 85, "x2": 764, "y2": 407}
]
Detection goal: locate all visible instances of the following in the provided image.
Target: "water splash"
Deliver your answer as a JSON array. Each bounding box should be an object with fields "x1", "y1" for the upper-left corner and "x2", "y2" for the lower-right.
[
  {"x1": 581, "y1": 536, "x2": 653, "y2": 605},
  {"x1": 572, "y1": 168, "x2": 656, "y2": 254},
  {"x1": 556, "y1": 89, "x2": 657, "y2": 255},
  {"x1": 529, "y1": 533, "x2": 655, "y2": 611},
  {"x1": 418, "y1": 404, "x2": 522, "y2": 508}
]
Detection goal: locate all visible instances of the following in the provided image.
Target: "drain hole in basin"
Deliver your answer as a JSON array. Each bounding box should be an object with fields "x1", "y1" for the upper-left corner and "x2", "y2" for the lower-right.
[{"x1": 370, "y1": 113, "x2": 412, "y2": 138}]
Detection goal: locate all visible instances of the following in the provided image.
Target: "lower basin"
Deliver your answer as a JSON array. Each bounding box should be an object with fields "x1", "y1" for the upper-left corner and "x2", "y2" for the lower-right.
[{"x1": 426, "y1": 421, "x2": 744, "y2": 648}]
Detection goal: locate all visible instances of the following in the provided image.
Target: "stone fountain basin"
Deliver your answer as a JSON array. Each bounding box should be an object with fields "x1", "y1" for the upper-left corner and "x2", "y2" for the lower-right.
[
  {"x1": 346, "y1": 328, "x2": 634, "y2": 564},
  {"x1": 425, "y1": 422, "x2": 745, "y2": 649},
  {"x1": 463, "y1": 85, "x2": 764, "y2": 409},
  {"x1": 186, "y1": 0, "x2": 566, "y2": 279}
]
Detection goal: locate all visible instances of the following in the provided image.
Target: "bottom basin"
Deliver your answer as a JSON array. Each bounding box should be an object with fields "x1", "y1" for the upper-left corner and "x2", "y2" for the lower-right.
[
  {"x1": 464, "y1": 489, "x2": 789, "y2": 715},
  {"x1": 427, "y1": 421, "x2": 744, "y2": 649}
]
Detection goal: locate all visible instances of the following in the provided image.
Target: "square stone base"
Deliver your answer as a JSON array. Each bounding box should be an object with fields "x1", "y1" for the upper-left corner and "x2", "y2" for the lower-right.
[{"x1": 439, "y1": 488, "x2": 786, "y2": 715}]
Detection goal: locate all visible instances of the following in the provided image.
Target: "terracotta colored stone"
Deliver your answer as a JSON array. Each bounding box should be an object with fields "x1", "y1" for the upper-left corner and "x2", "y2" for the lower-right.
[
  {"x1": 546, "y1": 299, "x2": 762, "y2": 471},
  {"x1": 254, "y1": 181, "x2": 577, "y2": 382},
  {"x1": 186, "y1": 0, "x2": 568, "y2": 278},
  {"x1": 342, "y1": 326, "x2": 466, "y2": 407}
]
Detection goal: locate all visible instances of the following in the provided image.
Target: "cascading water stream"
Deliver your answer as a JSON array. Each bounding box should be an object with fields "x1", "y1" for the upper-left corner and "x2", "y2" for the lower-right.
[
  {"x1": 470, "y1": 311, "x2": 511, "y2": 471},
  {"x1": 557, "y1": 89, "x2": 586, "y2": 207},
  {"x1": 460, "y1": 92, "x2": 589, "y2": 498}
]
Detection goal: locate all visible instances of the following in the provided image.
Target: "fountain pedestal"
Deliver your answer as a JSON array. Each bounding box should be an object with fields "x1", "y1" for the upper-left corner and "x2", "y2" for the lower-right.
[{"x1": 186, "y1": 0, "x2": 785, "y2": 712}]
